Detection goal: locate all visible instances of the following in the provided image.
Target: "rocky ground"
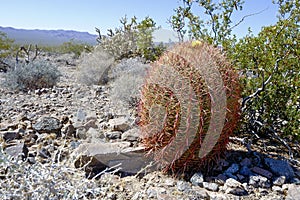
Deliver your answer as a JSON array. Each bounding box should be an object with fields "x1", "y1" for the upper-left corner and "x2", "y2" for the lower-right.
[{"x1": 0, "y1": 52, "x2": 299, "y2": 199}]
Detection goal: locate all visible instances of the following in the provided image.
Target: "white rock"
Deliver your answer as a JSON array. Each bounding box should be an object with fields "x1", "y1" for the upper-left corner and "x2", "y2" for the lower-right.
[
  {"x1": 108, "y1": 117, "x2": 131, "y2": 132},
  {"x1": 121, "y1": 127, "x2": 140, "y2": 142}
]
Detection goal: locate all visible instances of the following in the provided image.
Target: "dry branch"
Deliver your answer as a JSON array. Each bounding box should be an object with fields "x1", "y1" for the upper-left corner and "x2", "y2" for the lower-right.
[{"x1": 16, "y1": 44, "x2": 39, "y2": 64}]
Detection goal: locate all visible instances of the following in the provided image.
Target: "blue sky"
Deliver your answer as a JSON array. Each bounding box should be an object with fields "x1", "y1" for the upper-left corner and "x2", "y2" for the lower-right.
[{"x1": 1, "y1": 0, "x2": 279, "y2": 38}]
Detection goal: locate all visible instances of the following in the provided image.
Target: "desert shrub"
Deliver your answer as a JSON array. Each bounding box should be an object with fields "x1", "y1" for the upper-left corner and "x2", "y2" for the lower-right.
[
  {"x1": 77, "y1": 46, "x2": 114, "y2": 85},
  {"x1": 109, "y1": 57, "x2": 149, "y2": 108},
  {"x1": 58, "y1": 40, "x2": 93, "y2": 58},
  {"x1": 3, "y1": 61, "x2": 61, "y2": 91},
  {"x1": 230, "y1": 6, "x2": 300, "y2": 140},
  {"x1": 96, "y1": 16, "x2": 166, "y2": 61},
  {"x1": 0, "y1": 32, "x2": 14, "y2": 59},
  {"x1": 0, "y1": 32, "x2": 15, "y2": 72},
  {"x1": 38, "y1": 40, "x2": 93, "y2": 58},
  {"x1": 109, "y1": 57, "x2": 148, "y2": 79}
]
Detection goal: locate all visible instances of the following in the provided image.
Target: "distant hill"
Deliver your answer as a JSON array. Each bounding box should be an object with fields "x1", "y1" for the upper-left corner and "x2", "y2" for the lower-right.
[
  {"x1": 0, "y1": 26, "x2": 180, "y2": 46},
  {"x1": 0, "y1": 26, "x2": 98, "y2": 46}
]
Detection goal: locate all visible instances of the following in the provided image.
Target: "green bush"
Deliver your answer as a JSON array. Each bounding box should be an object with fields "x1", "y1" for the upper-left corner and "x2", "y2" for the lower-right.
[
  {"x1": 59, "y1": 40, "x2": 93, "y2": 58},
  {"x1": 96, "y1": 16, "x2": 166, "y2": 61},
  {"x1": 39, "y1": 40, "x2": 93, "y2": 58},
  {"x1": 0, "y1": 32, "x2": 15, "y2": 72},
  {"x1": 3, "y1": 61, "x2": 61, "y2": 91},
  {"x1": 230, "y1": 16, "x2": 300, "y2": 140},
  {"x1": 77, "y1": 46, "x2": 114, "y2": 85},
  {"x1": 0, "y1": 32, "x2": 14, "y2": 59}
]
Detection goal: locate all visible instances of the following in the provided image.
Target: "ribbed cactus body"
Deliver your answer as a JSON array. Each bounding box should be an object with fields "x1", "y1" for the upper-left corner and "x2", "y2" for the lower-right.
[{"x1": 139, "y1": 41, "x2": 241, "y2": 173}]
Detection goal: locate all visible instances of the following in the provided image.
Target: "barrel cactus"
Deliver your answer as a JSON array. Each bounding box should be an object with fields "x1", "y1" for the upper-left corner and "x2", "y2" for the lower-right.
[{"x1": 138, "y1": 41, "x2": 241, "y2": 174}]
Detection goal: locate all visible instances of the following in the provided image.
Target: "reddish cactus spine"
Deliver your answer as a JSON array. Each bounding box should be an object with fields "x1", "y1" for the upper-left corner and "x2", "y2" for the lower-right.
[{"x1": 138, "y1": 41, "x2": 241, "y2": 174}]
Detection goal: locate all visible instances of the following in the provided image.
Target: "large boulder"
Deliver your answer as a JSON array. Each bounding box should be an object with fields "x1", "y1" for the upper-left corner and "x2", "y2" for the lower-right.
[
  {"x1": 73, "y1": 142, "x2": 157, "y2": 177},
  {"x1": 33, "y1": 116, "x2": 62, "y2": 134}
]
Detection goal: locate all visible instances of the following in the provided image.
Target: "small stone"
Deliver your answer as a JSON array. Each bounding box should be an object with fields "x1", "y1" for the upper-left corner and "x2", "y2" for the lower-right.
[
  {"x1": 240, "y1": 158, "x2": 252, "y2": 167},
  {"x1": 249, "y1": 175, "x2": 271, "y2": 188},
  {"x1": 242, "y1": 183, "x2": 248, "y2": 190},
  {"x1": 70, "y1": 141, "x2": 81, "y2": 149},
  {"x1": 76, "y1": 108, "x2": 86, "y2": 122},
  {"x1": 83, "y1": 119, "x2": 98, "y2": 130},
  {"x1": 38, "y1": 148, "x2": 51, "y2": 159},
  {"x1": 177, "y1": 180, "x2": 191, "y2": 192},
  {"x1": 282, "y1": 183, "x2": 290, "y2": 191},
  {"x1": 33, "y1": 116, "x2": 62, "y2": 134},
  {"x1": 264, "y1": 158, "x2": 295, "y2": 180},
  {"x1": 105, "y1": 131, "x2": 122, "y2": 140},
  {"x1": 49, "y1": 93, "x2": 58, "y2": 98},
  {"x1": 223, "y1": 178, "x2": 248, "y2": 196},
  {"x1": 189, "y1": 188, "x2": 208, "y2": 199},
  {"x1": 251, "y1": 166, "x2": 273, "y2": 179},
  {"x1": 0, "y1": 123, "x2": 18, "y2": 131},
  {"x1": 24, "y1": 133, "x2": 38, "y2": 144},
  {"x1": 108, "y1": 117, "x2": 130, "y2": 132},
  {"x1": 63, "y1": 123, "x2": 75, "y2": 137},
  {"x1": 27, "y1": 156, "x2": 36, "y2": 164},
  {"x1": 60, "y1": 115, "x2": 69, "y2": 124},
  {"x1": 86, "y1": 127, "x2": 102, "y2": 140},
  {"x1": 273, "y1": 176, "x2": 286, "y2": 186},
  {"x1": 291, "y1": 178, "x2": 300, "y2": 184},
  {"x1": 224, "y1": 178, "x2": 242, "y2": 188},
  {"x1": 225, "y1": 187, "x2": 248, "y2": 196},
  {"x1": 75, "y1": 127, "x2": 87, "y2": 139},
  {"x1": 240, "y1": 166, "x2": 254, "y2": 176},
  {"x1": 73, "y1": 121, "x2": 83, "y2": 129},
  {"x1": 203, "y1": 182, "x2": 219, "y2": 192},
  {"x1": 286, "y1": 184, "x2": 300, "y2": 200},
  {"x1": 225, "y1": 173, "x2": 237, "y2": 180},
  {"x1": 208, "y1": 193, "x2": 228, "y2": 200},
  {"x1": 121, "y1": 128, "x2": 140, "y2": 142},
  {"x1": 272, "y1": 186, "x2": 283, "y2": 193},
  {"x1": 164, "y1": 178, "x2": 175, "y2": 187},
  {"x1": 190, "y1": 172, "x2": 204, "y2": 186},
  {"x1": 157, "y1": 187, "x2": 166, "y2": 194},
  {"x1": 85, "y1": 111, "x2": 97, "y2": 122},
  {"x1": 5, "y1": 143, "x2": 28, "y2": 159},
  {"x1": 215, "y1": 174, "x2": 227, "y2": 185},
  {"x1": 258, "y1": 187, "x2": 269, "y2": 195},
  {"x1": 132, "y1": 192, "x2": 140, "y2": 200},
  {"x1": 147, "y1": 187, "x2": 157, "y2": 198},
  {"x1": 225, "y1": 163, "x2": 239, "y2": 174},
  {"x1": 2, "y1": 131, "x2": 22, "y2": 141},
  {"x1": 106, "y1": 192, "x2": 117, "y2": 200},
  {"x1": 237, "y1": 174, "x2": 245, "y2": 182}
]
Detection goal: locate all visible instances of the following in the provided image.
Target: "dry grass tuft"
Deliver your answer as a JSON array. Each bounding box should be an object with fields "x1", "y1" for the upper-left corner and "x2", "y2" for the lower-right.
[{"x1": 77, "y1": 46, "x2": 114, "y2": 86}]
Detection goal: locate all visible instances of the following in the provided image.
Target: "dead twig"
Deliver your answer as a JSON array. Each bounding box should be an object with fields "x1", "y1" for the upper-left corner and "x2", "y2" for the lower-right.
[
  {"x1": 242, "y1": 58, "x2": 281, "y2": 112},
  {"x1": 16, "y1": 44, "x2": 39, "y2": 64},
  {"x1": 230, "y1": 7, "x2": 269, "y2": 31}
]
